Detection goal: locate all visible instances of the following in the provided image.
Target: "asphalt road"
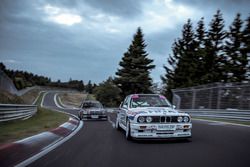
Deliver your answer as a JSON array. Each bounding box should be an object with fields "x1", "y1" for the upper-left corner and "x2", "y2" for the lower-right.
[{"x1": 29, "y1": 92, "x2": 250, "y2": 167}]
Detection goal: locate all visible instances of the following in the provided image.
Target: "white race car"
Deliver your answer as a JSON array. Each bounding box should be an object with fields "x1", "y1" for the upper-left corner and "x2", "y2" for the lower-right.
[
  {"x1": 115, "y1": 94, "x2": 192, "y2": 140},
  {"x1": 78, "y1": 100, "x2": 107, "y2": 120}
]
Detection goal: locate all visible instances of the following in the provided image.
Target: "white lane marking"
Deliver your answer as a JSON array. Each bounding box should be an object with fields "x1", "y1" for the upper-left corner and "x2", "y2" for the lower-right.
[
  {"x1": 15, "y1": 121, "x2": 83, "y2": 167},
  {"x1": 54, "y1": 93, "x2": 64, "y2": 109},
  {"x1": 58, "y1": 96, "x2": 68, "y2": 108},
  {"x1": 208, "y1": 122, "x2": 227, "y2": 126},
  {"x1": 41, "y1": 92, "x2": 48, "y2": 108},
  {"x1": 15, "y1": 132, "x2": 57, "y2": 144},
  {"x1": 58, "y1": 95, "x2": 79, "y2": 110},
  {"x1": 193, "y1": 118, "x2": 250, "y2": 128},
  {"x1": 32, "y1": 91, "x2": 45, "y2": 105},
  {"x1": 41, "y1": 137, "x2": 63, "y2": 151}
]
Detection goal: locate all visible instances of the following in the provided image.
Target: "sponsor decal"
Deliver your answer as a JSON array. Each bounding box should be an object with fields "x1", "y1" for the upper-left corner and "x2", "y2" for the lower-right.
[
  {"x1": 127, "y1": 111, "x2": 147, "y2": 116},
  {"x1": 159, "y1": 95, "x2": 166, "y2": 99},
  {"x1": 131, "y1": 94, "x2": 139, "y2": 99}
]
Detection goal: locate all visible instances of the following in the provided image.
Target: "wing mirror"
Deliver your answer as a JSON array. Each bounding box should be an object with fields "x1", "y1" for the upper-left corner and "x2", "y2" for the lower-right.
[{"x1": 119, "y1": 102, "x2": 124, "y2": 109}]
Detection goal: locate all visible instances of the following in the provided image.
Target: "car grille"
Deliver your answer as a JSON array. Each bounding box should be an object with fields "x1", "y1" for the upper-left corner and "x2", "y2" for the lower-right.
[
  {"x1": 151, "y1": 116, "x2": 178, "y2": 123},
  {"x1": 89, "y1": 111, "x2": 102, "y2": 115}
]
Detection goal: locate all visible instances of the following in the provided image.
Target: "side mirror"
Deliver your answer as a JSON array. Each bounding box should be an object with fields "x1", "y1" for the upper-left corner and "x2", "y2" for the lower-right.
[
  {"x1": 119, "y1": 102, "x2": 124, "y2": 109},
  {"x1": 172, "y1": 105, "x2": 176, "y2": 109}
]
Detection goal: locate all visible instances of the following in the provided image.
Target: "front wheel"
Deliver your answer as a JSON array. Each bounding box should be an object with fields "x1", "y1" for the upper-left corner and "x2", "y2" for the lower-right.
[
  {"x1": 78, "y1": 112, "x2": 83, "y2": 120},
  {"x1": 125, "y1": 121, "x2": 131, "y2": 140}
]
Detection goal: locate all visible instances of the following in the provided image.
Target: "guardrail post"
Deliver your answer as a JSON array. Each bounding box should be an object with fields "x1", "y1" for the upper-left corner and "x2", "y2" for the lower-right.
[
  {"x1": 217, "y1": 86, "x2": 221, "y2": 109},
  {"x1": 191, "y1": 89, "x2": 196, "y2": 109}
]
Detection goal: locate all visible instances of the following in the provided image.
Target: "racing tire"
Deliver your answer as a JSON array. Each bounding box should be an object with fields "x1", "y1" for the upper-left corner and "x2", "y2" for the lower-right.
[
  {"x1": 125, "y1": 121, "x2": 132, "y2": 140},
  {"x1": 78, "y1": 113, "x2": 82, "y2": 120}
]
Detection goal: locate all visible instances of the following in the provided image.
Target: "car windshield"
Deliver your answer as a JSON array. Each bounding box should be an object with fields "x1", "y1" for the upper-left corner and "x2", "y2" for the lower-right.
[
  {"x1": 82, "y1": 102, "x2": 102, "y2": 108},
  {"x1": 130, "y1": 95, "x2": 172, "y2": 108}
]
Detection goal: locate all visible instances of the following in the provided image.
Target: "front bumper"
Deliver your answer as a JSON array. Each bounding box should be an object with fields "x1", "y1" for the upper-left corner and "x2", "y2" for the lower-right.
[
  {"x1": 130, "y1": 123, "x2": 192, "y2": 139},
  {"x1": 82, "y1": 114, "x2": 107, "y2": 120}
]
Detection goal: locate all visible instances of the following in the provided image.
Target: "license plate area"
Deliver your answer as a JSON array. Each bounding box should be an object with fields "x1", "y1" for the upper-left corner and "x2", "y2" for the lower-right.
[
  {"x1": 91, "y1": 115, "x2": 99, "y2": 119},
  {"x1": 157, "y1": 124, "x2": 176, "y2": 130}
]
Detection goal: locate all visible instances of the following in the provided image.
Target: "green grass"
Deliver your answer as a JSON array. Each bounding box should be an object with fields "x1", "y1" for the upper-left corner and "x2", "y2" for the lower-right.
[
  {"x1": 0, "y1": 92, "x2": 69, "y2": 145},
  {"x1": 86, "y1": 94, "x2": 96, "y2": 100},
  {"x1": 193, "y1": 117, "x2": 250, "y2": 126}
]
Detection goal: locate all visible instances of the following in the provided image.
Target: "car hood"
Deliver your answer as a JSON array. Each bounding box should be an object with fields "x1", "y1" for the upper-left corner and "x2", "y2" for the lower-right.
[{"x1": 127, "y1": 107, "x2": 186, "y2": 116}]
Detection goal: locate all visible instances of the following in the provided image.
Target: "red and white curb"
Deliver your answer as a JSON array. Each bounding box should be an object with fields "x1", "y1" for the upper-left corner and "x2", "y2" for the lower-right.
[{"x1": 0, "y1": 117, "x2": 83, "y2": 167}]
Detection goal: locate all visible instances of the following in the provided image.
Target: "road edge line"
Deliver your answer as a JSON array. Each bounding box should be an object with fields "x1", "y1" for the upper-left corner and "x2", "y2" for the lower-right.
[
  {"x1": 40, "y1": 92, "x2": 48, "y2": 108},
  {"x1": 53, "y1": 93, "x2": 64, "y2": 109},
  {"x1": 193, "y1": 118, "x2": 250, "y2": 128},
  {"x1": 15, "y1": 120, "x2": 83, "y2": 167}
]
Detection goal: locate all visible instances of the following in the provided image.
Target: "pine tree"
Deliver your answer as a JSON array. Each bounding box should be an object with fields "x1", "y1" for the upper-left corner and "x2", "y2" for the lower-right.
[
  {"x1": 86, "y1": 80, "x2": 93, "y2": 94},
  {"x1": 225, "y1": 13, "x2": 247, "y2": 82},
  {"x1": 115, "y1": 27, "x2": 155, "y2": 97},
  {"x1": 242, "y1": 15, "x2": 250, "y2": 80},
  {"x1": 171, "y1": 19, "x2": 197, "y2": 88},
  {"x1": 162, "y1": 19, "x2": 197, "y2": 98},
  {"x1": 161, "y1": 40, "x2": 180, "y2": 99},
  {"x1": 202, "y1": 10, "x2": 227, "y2": 83},
  {"x1": 195, "y1": 17, "x2": 208, "y2": 84}
]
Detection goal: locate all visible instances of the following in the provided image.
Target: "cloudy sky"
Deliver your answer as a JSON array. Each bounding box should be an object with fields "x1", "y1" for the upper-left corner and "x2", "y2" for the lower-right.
[{"x1": 0, "y1": 0, "x2": 249, "y2": 83}]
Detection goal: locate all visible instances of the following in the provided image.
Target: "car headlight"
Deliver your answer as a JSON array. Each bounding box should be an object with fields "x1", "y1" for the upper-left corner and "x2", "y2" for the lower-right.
[
  {"x1": 177, "y1": 116, "x2": 183, "y2": 123},
  {"x1": 138, "y1": 116, "x2": 145, "y2": 123},
  {"x1": 146, "y1": 116, "x2": 152, "y2": 123},
  {"x1": 83, "y1": 110, "x2": 88, "y2": 114},
  {"x1": 183, "y1": 116, "x2": 189, "y2": 122}
]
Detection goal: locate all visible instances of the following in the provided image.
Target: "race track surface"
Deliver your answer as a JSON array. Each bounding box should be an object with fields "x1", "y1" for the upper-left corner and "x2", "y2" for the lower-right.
[{"x1": 29, "y1": 92, "x2": 250, "y2": 167}]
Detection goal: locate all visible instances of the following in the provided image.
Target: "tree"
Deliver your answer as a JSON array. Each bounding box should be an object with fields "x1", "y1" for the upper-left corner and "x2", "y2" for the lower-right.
[
  {"x1": 202, "y1": 10, "x2": 227, "y2": 82},
  {"x1": 115, "y1": 27, "x2": 155, "y2": 97},
  {"x1": 162, "y1": 19, "x2": 198, "y2": 99},
  {"x1": 225, "y1": 13, "x2": 247, "y2": 82},
  {"x1": 86, "y1": 80, "x2": 93, "y2": 93},
  {"x1": 161, "y1": 40, "x2": 181, "y2": 99},
  {"x1": 195, "y1": 17, "x2": 208, "y2": 84},
  {"x1": 78, "y1": 80, "x2": 85, "y2": 91},
  {"x1": 93, "y1": 77, "x2": 121, "y2": 107},
  {"x1": 0, "y1": 62, "x2": 6, "y2": 71},
  {"x1": 242, "y1": 15, "x2": 250, "y2": 80},
  {"x1": 173, "y1": 19, "x2": 198, "y2": 87}
]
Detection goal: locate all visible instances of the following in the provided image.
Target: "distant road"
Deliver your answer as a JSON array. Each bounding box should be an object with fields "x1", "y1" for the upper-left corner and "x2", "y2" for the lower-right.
[{"x1": 29, "y1": 92, "x2": 250, "y2": 167}]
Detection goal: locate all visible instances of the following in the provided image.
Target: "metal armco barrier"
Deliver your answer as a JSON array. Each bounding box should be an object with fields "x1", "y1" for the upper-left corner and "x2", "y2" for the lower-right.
[
  {"x1": 0, "y1": 104, "x2": 37, "y2": 122},
  {"x1": 181, "y1": 109, "x2": 250, "y2": 122}
]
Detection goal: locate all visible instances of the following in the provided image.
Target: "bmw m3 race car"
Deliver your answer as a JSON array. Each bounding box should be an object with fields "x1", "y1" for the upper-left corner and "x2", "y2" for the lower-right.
[
  {"x1": 115, "y1": 94, "x2": 192, "y2": 140},
  {"x1": 78, "y1": 100, "x2": 107, "y2": 120}
]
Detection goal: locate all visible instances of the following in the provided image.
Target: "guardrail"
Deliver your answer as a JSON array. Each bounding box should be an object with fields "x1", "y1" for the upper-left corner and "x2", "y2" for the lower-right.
[
  {"x1": 105, "y1": 108, "x2": 250, "y2": 122},
  {"x1": 0, "y1": 104, "x2": 37, "y2": 122},
  {"x1": 181, "y1": 109, "x2": 250, "y2": 122}
]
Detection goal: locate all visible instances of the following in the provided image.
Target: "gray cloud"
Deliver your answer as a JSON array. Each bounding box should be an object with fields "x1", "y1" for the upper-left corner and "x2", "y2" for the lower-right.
[
  {"x1": 82, "y1": 0, "x2": 142, "y2": 18},
  {"x1": 0, "y1": 0, "x2": 249, "y2": 83}
]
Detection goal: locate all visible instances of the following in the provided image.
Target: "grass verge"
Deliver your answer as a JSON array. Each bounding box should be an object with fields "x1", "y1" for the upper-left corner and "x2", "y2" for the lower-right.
[
  {"x1": 0, "y1": 92, "x2": 69, "y2": 145},
  {"x1": 59, "y1": 93, "x2": 86, "y2": 107},
  {"x1": 21, "y1": 89, "x2": 41, "y2": 104},
  {"x1": 193, "y1": 117, "x2": 250, "y2": 126}
]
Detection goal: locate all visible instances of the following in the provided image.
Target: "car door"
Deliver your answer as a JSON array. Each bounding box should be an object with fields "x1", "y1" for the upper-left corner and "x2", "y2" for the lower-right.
[{"x1": 120, "y1": 96, "x2": 129, "y2": 127}]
